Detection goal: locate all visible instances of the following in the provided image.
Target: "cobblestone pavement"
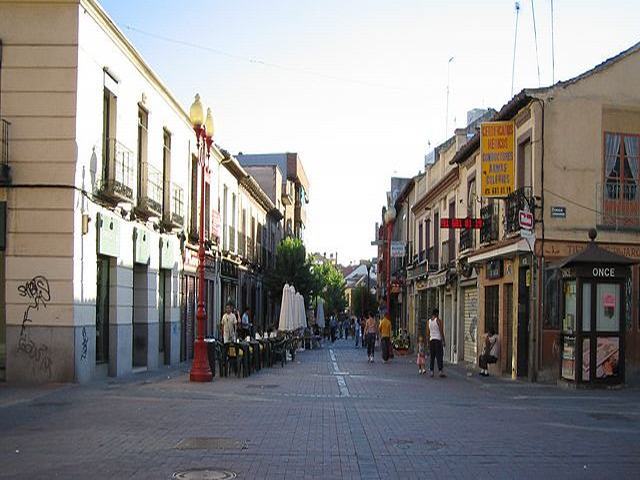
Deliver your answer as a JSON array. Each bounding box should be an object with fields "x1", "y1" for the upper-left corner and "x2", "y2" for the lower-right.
[{"x1": 1, "y1": 339, "x2": 640, "y2": 479}]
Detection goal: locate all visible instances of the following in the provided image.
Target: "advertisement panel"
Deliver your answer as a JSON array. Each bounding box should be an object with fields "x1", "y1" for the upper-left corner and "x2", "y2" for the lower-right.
[{"x1": 481, "y1": 121, "x2": 515, "y2": 197}]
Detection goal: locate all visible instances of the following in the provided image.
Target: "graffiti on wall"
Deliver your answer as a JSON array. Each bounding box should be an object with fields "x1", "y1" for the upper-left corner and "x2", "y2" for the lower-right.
[
  {"x1": 17, "y1": 276, "x2": 54, "y2": 378},
  {"x1": 81, "y1": 326, "x2": 88, "y2": 360}
]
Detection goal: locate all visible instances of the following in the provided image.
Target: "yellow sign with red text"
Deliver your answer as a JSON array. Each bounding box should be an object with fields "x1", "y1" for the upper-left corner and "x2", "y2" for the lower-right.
[{"x1": 481, "y1": 121, "x2": 515, "y2": 198}]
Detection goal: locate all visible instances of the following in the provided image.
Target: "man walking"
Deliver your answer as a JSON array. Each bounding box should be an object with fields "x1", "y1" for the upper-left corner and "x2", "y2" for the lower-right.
[
  {"x1": 426, "y1": 308, "x2": 446, "y2": 377},
  {"x1": 379, "y1": 313, "x2": 392, "y2": 363},
  {"x1": 221, "y1": 303, "x2": 237, "y2": 344}
]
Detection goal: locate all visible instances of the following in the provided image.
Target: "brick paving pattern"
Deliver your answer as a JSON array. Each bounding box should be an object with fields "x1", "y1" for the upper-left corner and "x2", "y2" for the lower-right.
[{"x1": 1, "y1": 339, "x2": 640, "y2": 479}]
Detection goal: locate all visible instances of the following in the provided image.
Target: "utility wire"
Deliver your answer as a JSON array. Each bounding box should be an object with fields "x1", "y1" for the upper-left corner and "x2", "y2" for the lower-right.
[
  {"x1": 531, "y1": 0, "x2": 541, "y2": 86},
  {"x1": 544, "y1": 188, "x2": 634, "y2": 220},
  {"x1": 124, "y1": 24, "x2": 406, "y2": 91}
]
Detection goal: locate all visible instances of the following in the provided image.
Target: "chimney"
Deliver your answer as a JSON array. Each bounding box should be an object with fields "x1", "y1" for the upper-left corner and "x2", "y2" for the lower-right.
[{"x1": 455, "y1": 128, "x2": 467, "y2": 151}]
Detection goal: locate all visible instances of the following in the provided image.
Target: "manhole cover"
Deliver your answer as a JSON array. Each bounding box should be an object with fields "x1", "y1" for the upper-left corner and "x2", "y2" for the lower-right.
[
  {"x1": 172, "y1": 469, "x2": 237, "y2": 480},
  {"x1": 246, "y1": 384, "x2": 279, "y2": 389},
  {"x1": 175, "y1": 437, "x2": 247, "y2": 451}
]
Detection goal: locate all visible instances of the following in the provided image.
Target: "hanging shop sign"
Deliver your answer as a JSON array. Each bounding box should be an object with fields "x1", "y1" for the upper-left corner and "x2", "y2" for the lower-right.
[
  {"x1": 391, "y1": 241, "x2": 406, "y2": 258},
  {"x1": 519, "y1": 210, "x2": 534, "y2": 229},
  {"x1": 480, "y1": 121, "x2": 515, "y2": 198},
  {"x1": 440, "y1": 217, "x2": 484, "y2": 229}
]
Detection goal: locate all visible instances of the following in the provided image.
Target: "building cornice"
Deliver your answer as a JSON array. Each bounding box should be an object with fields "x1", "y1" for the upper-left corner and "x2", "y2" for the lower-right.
[
  {"x1": 81, "y1": 0, "x2": 192, "y2": 129},
  {"x1": 411, "y1": 167, "x2": 459, "y2": 214}
]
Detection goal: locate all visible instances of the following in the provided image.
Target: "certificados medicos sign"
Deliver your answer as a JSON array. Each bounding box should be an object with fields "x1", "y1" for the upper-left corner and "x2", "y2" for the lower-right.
[{"x1": 481, "y1": 121, "x2": 515, "y2": 198}]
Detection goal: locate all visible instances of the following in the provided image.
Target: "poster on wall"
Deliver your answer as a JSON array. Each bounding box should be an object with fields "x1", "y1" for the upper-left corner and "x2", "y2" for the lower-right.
[
  {"x1": 561, "y1": 336, "x2": 576, "y2": 380},
  {"x1": 596, "y1": 337, "x2": 619, "y2": 379},
  {"x1": 480, "y1": 121, "x2": 515, "y2": 198}
]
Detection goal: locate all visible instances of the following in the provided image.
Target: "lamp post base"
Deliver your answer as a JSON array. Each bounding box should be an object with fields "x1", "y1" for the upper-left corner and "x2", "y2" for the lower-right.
[{"x1": 189, "y1": 339, "x2": 212, "y2": 382}]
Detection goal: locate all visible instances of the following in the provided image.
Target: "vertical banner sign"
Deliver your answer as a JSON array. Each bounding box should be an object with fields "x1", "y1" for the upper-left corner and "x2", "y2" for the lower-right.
[{"x1": 481, "y1": 121, "x2": 515, "y2": 197}]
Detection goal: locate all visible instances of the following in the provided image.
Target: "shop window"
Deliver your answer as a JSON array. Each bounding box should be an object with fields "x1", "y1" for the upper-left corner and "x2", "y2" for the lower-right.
[
  {"x1": 543, "y1": 266, "x2": 561, "y2": 329},
  {"x1": 596, "y1": 337, "x2": 620, "y2": 379},
  {"x1": 484, "y1": 285, "x2": 499, "y2": 334},
  {"x1": 563, "y1": 280, "x2": 576, "y2": 332}
]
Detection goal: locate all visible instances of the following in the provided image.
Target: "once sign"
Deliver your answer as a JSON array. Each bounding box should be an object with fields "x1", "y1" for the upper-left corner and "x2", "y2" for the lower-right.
[{"x1": 592, "y1": 267, "x2": 616, "y2": 278}]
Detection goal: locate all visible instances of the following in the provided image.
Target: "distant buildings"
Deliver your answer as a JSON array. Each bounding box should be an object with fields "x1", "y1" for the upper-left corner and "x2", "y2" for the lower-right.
[{"x1": 237, "y1": 153, "x2": 310, "y2": 239}]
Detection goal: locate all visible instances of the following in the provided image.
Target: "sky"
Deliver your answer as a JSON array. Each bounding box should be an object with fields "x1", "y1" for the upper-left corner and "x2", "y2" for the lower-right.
[{"x1": 100, "y1": 0, "x2": 640, "y2": 265}]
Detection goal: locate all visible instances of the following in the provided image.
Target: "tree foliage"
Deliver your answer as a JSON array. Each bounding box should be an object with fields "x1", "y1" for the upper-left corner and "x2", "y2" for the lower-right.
[
  {"x1": 265, "y1": 237, "x2": 316, "y2": 304},
  {"x1": 351, "y1": 285, "x2": 378, "y2": 318},
  {"x1": 313, "y1": 261, "x2": 347, "y2": 316}
]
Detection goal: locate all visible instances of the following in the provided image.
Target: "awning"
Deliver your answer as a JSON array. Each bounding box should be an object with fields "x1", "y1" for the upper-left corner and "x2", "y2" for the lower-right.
[{"x1": 467, "y1": 238, "x2": 531, "y2": 264}]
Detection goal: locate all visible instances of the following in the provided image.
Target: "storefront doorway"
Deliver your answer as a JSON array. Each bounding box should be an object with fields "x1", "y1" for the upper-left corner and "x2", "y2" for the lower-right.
[
  {"x1": 96, "y1": 256, "x2": 110, "y2": 366},
  {"x1": 517, "y1": 267, "x2": 530, "y2": 377}
]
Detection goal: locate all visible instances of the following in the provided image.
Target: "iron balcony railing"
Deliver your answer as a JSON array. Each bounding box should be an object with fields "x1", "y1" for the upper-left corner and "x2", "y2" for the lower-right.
[
  {"x1": 96, "y1": 138, "x2": 134, "y2": 203},
  {"x1": 137, "y1": 161, "x2": 163, "y2": 217},
  {"x1": 441, "y1": 239, "x2": 455, "y2": 268},
  {"x1": 427, "y1": 246, "x2": 438, "y2": 272},
  {"x1": 480, "y1": 203, "x2": 499, "y2": 244},
  {"x1": 459, "y1": 226, "x2": 475, "y2": 252},
  {"x1": 1, "y1": 119, "x2": 10, "y2": 185},
  {"x1": 247, "y1": 236, "x2": 254, "y2": 263},
  {"x1": 596, "y1": 181, "x2": 640, "y2": 230},
  {"x1": 238, "y1": 233, "x2": 246, "y2": 258},
  {"x1": 505, "y1": 186, "x2": 534, "y2": 234},
  {"x1": 228, "y1": 225, "x2": 236, "y2": 252},
  {"x1": 165, "y1": 182, "x2": 184, "y2": 227}
]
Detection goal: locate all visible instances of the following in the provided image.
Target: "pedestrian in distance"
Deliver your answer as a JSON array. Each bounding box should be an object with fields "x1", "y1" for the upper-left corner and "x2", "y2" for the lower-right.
[
  {"x1": 416, "y1": 336, "x2": 427, "y2": 374},
  {"x1": 360, "y1": 318, "x2": 366, "y2": 348},
  {"x1": 354, "y1": 316, "x2": 361, "y2": 348},
  {"x1": 330, "y1": 315, "x2": 337, "y2": 343},
  {"x1": 364, "y1": 312, "x2": 378, "y2": 363},
  {"x1": 479, "y1": 329, "x2": 500, "y2": 376},
  {"x1": 426, "y1": 308, "x2": 446, "y2": 378},
  {"x1": 379, "y1": 314, "x2": 392, "y2": 363}
]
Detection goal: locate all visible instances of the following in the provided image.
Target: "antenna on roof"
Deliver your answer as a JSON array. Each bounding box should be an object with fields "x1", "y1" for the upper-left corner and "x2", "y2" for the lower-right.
[
  {"x1": 551, "y1": 0, "x2": 556, "y2": 83},
  {"x1": 511, "y1": 2, "x2": 521, "y2": 97}
]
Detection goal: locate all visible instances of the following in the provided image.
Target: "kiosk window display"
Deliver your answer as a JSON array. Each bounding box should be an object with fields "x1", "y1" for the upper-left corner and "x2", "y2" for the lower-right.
[{"x1": 552, "y1": 230, "x2": 634, "y2": 386}]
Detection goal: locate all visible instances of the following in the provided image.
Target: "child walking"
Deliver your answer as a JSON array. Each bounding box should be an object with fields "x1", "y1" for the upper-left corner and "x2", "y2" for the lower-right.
[{"x1": 416, "y1": 336, "x2": 426, "y2": 374}]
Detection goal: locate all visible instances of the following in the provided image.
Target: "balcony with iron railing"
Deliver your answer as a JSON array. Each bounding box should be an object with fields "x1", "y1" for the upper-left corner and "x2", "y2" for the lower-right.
[
  {"x1": 228, "y1": 225, "x2": 236, "y2": 252},
  {"x1": 427, "y1": 246, "x2": 438, "y2": 272},
  {"x1": 441, "y1": 239, "x2": 455, "y2": 268},
  {"x1": 137, "y1": 162, "x2": 163, "y2": 217},
  {"x1": 459, "y1": 226, "x2": 475, "y2": 253},
  {"x1": 480, "y1": 203, "x2": 499, "y2": 244},
  {"x1": 505, "y1": 186, "x2": 533, "y2": 234},
  {"x1": 246, "y1": 236, "x2": 255, "y2": 263},
  {"x1": 96, "y1": 138, "x2": 135, "y2": 203},
  {"x1": 163, "y1": 182, "x2": 184, "y2": 227},
  {"x1": 596, "y1": 181, "x2": 640, "y2": 230},
  {"x1": 1, "y1": 119, "x2": 11, "y2": 185},
  {"x1": 238, "y1": 233, "x2": 246, "y2": 258}
]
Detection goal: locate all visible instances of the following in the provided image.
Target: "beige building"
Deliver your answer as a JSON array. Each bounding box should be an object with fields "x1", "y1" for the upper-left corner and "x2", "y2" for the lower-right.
[{"x1": 450, "y1": 42, "x2": 640, "y2": 383}]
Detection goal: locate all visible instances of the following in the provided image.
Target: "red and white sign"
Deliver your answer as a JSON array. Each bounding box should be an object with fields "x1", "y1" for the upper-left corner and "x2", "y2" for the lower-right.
[
  {"x1": 603, "y1": 293, "x2": 616, "y2": 309},
  {"x1": 519, "y1": 210, "x2": 534, "y2": 230}
]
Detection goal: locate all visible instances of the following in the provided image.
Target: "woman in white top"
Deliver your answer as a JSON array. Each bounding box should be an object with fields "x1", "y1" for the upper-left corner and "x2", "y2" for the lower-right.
[{"x1": 426, "y1": 308, "x2": 446, "y2": 377}]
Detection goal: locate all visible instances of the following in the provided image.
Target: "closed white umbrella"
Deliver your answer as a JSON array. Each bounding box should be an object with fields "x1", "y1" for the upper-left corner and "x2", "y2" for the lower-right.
[
  {"x1": 288, "y1": 285, "x2": 297, "y2": 331},
  {"x1": 316, "y1": 298, "x2": 325, "y2": 329},
  {"x1": 299, "y1": 294, "x2": 307, "y2": 329},
  {"x1": 294, "y1": 292, "x2": 302, "y2": 330},
  {"x1": 278, "y1": 284, "x2": 291, "y2": 331}
]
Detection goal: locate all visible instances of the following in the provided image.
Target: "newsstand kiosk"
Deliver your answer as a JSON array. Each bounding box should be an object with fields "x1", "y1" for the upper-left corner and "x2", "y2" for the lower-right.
[{"x1": 553, "y1": 230, "x2": 635, "y2": 387}]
